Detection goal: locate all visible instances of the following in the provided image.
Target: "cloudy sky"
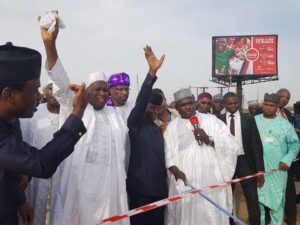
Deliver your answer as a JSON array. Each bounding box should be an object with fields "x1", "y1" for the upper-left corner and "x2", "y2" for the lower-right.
[{"x1": 1, "y1": 0, "x2": 300, "y2": 107}]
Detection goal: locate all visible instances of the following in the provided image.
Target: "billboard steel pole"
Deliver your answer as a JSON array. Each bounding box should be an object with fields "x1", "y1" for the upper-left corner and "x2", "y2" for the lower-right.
[{"x1": 236, "y1": 80, "x2": 243, "y2": 111}]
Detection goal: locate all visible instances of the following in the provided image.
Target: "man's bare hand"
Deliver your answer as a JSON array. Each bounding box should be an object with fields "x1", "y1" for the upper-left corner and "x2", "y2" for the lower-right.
[
  {"x1": 159, "y1": 122, "x2": 168, "y2": 134},
  {"x1": 257, "y1": 174, "x2": 265, "y2": 188},
  {"x1": 169, "y1": 166, "x2": 187, "y2": 183},
  {"x1": 279, "y1": 162, "x2": 289, "y2": 171},
  {"x1": 143, "y1": 45, "x2": 165, "y2": 77},
  {"x1": 18, "y1": 202, "x2": 34, "y2": 225},
  {"x1": 19, "y1": 175, "x2": 30, "y2": 192},
  {"x1": 193, "y1": 128, "x2": 210, "y2": 145},
  {"x1": 70, "y1": 83, "x2": 89, "y2": 118},
  {"x1": 173, "y1": 170, "x2": 187, "y2": 183}
]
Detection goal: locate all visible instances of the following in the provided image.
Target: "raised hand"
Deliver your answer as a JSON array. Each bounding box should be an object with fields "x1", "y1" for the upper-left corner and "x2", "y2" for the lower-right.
[
  {"x1": 143, "y1": 45, "x2": 165, "y2": 77},
  {"x1": 70, "y1": 83, "x2": 89, "y2": 118},
  {"x1": 38, "y1": 10, "x2": 59, "y2": 48}
]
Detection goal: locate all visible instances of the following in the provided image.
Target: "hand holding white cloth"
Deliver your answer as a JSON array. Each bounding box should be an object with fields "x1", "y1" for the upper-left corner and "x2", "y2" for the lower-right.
[{"x1": 39, "y1": 11, "x2": 66, "y2": 33}]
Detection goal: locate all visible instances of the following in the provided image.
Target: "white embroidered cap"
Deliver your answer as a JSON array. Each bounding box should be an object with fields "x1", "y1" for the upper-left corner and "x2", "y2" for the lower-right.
[
  {"x1": 174, "y1": 88, "x2": 193, "y2": 103},
  {"x1": 247, "y1": 100, "x2": 259, "y2": 106},
  {"x1": 86, "y1": 71, "x2": 107, "y2": 87}
]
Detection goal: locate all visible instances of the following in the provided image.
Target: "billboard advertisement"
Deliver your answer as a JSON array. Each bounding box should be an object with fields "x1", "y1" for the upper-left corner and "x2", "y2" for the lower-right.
[{"x1": 212, "y1": 35, "x2": 278, "y2": 77}]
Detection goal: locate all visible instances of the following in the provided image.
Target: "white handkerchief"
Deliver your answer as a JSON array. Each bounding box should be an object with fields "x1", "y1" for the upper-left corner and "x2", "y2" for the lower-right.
[
  {"x1": 39, "y1": 11, "x2": 66, "y2": 33},
  {"x1": 176, "y1": 179, "x2": 192, "y2": 194}
]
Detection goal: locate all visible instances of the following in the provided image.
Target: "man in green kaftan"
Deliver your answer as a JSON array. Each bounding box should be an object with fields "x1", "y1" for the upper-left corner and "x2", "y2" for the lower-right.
[
  {"x1": 215, "y1": 38, "x2": 233, "y2": 75},
  {"x1": 255, "y1": 93, "x2": 300, "y2": 225}
]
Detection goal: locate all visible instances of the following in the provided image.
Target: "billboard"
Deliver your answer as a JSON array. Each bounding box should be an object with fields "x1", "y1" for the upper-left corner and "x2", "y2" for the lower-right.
[{"x1": 212, "y1": 35, "x2": 278, "y2": 77}]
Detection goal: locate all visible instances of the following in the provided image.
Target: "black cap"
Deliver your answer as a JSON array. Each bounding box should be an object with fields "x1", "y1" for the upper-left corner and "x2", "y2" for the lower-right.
[
  {"x1": 149, "y1": 89, "x2": 163, "y2": 106},
  {"x1": 0, "y1": 42, "x2": 41, "y2": 82},
  {"x1": 264, "y1": 93, "x2": 280, "y2": 104},
  {"x1": 152, "y1": 88, "x2": 165, "y2": 98}
]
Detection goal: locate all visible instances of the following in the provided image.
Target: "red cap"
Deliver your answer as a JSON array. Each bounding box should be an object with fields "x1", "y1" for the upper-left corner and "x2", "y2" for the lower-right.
[{"x1": 197, "y1": 92, "x2": 212, "y2": 100}]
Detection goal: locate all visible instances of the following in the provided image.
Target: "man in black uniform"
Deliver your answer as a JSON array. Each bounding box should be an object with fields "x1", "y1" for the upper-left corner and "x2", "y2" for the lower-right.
[
  {"x1": 0, "y1": 42, "x2": 88, "y2": 225},
  {"x1": 221, "y1": 92, "x2": 265, "y2": 225}
]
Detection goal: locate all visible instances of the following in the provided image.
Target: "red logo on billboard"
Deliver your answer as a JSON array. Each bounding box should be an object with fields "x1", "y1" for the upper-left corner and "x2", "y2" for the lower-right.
[{"x1": 245, "y1": 48, "x2": 259, "y2": 62}]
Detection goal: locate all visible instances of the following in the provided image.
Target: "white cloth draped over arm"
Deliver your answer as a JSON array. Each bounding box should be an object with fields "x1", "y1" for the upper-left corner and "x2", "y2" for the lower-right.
[
  {"x1": 164, "y1": 118, "x2": 179, "y2": 169},
  {"x1": 164, "y1": 118, "x2": 183, "y2": 225}
]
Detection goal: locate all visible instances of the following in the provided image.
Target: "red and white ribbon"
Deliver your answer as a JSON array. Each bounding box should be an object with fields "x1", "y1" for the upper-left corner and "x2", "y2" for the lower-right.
[{"x1": 96, "y1": 158, "x2": 300, "y2": 224}]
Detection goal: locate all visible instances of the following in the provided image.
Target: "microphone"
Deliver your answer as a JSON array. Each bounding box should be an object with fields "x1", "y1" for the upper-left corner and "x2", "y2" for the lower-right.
[{"x1": 189, "y1": 116, "x2": 202, "y2": 146}]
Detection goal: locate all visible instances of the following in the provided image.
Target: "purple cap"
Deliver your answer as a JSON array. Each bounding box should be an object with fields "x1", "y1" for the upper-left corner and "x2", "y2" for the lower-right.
[{"x1": 108, "y1": 72, "x2": 130, "y2": 88}]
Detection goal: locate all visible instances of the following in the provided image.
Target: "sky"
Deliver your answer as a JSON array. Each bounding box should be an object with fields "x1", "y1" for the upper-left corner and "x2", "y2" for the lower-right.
[{"x1": 1, "y1": 0, "x2": 300, "y2": 107}]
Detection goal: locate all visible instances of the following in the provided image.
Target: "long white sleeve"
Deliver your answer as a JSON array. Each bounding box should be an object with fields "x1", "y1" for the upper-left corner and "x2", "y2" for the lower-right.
[{"x1": 45, "y1": 58, "x2": 73, "y2": 109}]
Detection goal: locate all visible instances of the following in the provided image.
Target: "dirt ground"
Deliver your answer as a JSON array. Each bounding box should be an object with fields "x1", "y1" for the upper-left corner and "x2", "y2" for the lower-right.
[{"x1": 234, "y1": 181, "x2": 300, "y2": 225}]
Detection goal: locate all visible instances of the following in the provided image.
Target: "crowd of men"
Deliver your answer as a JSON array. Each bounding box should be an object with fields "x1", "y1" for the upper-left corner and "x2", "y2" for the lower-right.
[{"x1": 1, "y1": 16, "x2": 300, "y2": 225}]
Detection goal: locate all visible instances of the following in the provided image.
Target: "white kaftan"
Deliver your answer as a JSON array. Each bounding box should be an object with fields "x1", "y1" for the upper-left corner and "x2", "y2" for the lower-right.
[
  {"x1": 20, "y1": 103, "x2": 60, "y2": 225},
  {"x1": 111, "y1": 101, "x2": 134, "y2": 171},
  {"x1": 164, "y1": 112, "x2": 238, "y2": 225},
  {"x1": 114, "y1": 101, "x2": 135, "y2": 123},
  {"x1": 46, "y1": 59, "x2": 130, "y2": 225}
]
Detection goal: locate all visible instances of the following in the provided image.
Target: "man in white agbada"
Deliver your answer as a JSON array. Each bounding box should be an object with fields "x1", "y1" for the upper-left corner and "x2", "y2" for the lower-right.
[
  {"x1": 40, "y1": 17, "x2": 129, "y2": 225},
  {"x1": 164, "y1": 89, "x2": 239, "y2": 225},
  {"x1": 20, "y1": 82, "x2": 60, "y2": 225}
]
